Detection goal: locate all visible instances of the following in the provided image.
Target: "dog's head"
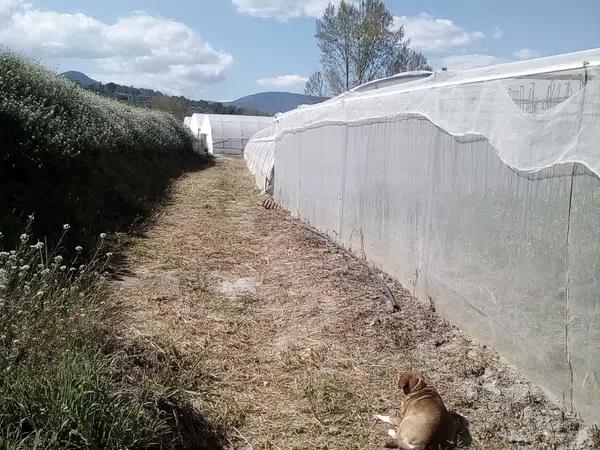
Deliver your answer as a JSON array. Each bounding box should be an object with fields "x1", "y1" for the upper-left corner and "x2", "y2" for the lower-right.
[{"x1": 398, "y1": 371, "x2": 428, "y2": 395}]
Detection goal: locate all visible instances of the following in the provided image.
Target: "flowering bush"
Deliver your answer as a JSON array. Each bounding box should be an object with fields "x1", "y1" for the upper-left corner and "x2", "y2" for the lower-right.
[
  {"x1": 0, "y1": 220, "x2": 109, "y2": 368},
  {"x1": 0, "y1": 50, "x2": 209, "y2": 248},
  {"x1": 0, "y1": 50, "x2": 195, "y2": 164}
]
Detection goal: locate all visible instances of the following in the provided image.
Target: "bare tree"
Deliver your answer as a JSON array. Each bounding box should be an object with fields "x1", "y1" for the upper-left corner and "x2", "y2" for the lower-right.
[
  {"x1": 354, "y1": 0, "x2": 402, "y2": 85},
  {"x1": 314, "y1": 1, "x2": 430, "y2": 95},
  {"x1": 315, "y1": 2, "x2": 358, "y2": 93},
  {"x1": 305, "y1": 71, "x2": 328, "y2": 97}
]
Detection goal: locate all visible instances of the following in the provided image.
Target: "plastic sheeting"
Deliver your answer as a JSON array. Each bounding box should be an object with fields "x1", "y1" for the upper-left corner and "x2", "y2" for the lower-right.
[
  {"x1": 184, "y1": 113, "x2": 273, "y2": 154},
  {"x1": 244, "y1": 49, "x2": 600, "y2": 424},
  {"x1": 273, "y1": 48, "x2": 600, "y2": 178},
  {"x1": 244, "y1": 127, "x2": 276, "y2": 193}
]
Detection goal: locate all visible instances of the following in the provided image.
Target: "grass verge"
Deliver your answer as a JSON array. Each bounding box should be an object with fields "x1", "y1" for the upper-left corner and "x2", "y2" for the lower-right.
[{"x1": 0, "y1": 50, "x2": 222, "y2": 448}]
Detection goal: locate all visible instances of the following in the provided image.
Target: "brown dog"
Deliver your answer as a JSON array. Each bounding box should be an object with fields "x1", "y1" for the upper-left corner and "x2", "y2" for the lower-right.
[{"x1": 375, "y1": 372, "x2": 456, "y2": 449}]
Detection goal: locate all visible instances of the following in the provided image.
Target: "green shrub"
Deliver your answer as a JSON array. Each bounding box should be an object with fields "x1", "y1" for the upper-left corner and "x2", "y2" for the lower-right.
[
  {"x1": 0, "y1": 50, "x2": 193, "y2": 162},
  {"x1": 0, "y1": 50, "x2": 209, "y2": 248}
]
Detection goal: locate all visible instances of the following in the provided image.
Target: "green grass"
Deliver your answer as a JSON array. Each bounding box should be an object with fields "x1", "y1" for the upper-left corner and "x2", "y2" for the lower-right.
[
  {"x1": 0, "y1": 227, "x2": 167, "y2": 449},
  {"x1": 0, "y1": 223, "x2": 225, "y2": 449},
  {"x1": 0, "y1": 352, "x2": 166, "y2": 450}
]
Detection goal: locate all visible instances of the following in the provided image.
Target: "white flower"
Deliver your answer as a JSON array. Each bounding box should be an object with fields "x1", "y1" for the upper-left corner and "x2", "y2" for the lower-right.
[
  {"x1": 60, "y1": 265, "x2": 67, "y2": 271},
  {"x1": 75, "y1": 246, "x2": 83, "y2": 252},
  {"x1": 31, "y1": 242, "x2": 44, "y2": 250},
  {"x1": 19, "y1": 265, "x2": 30, "y2": 271},
  {"x1": 63, "y1": 224, "x2": 70, "y2": 231},
  {"x1": 105, "y1": 252, "x2": 113, "y2": 258},
  {"x1": 0, "y1": 232, "x2": 3, "y2": 240},
  {"x1": 20, "y1": 233, "x2": 28, "y2": 242},
  {"x1": 54, "y1": 256, "x2": 63, "y2": 263},
  {"x1": 79, "y1": 265, "x2": 86, "y2": 271},
  {"x1": 100, "y1": 233, "x2": 107, "y2": 239}
]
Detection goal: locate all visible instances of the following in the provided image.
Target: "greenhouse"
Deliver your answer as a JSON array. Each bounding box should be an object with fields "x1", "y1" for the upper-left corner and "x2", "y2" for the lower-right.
[
  {"x1": 185, "y1": 113, "x2": 272, "y2": 154},
  {"x1": 244, "y1": 48, "x2": 600, "y2": 424}
]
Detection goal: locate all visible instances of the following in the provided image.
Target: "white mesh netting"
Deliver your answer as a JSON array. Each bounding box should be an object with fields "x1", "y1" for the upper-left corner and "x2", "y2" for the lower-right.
[
  {"x1": 246, "y1": 48, "x2": 599, "y2": 190},
  {"x1": 243, "y1": 49, "x2": 600, "y2": 424}
]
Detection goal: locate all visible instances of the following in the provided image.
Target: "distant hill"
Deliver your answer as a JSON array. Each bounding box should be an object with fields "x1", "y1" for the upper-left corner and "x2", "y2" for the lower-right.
[
  {"x1": 61, "y1": 71, "x2": 98, "y2": 86},
  {"x1": 225, "y1": 92, "x2": 328, "y2": 115},
  {"x1": 59, "y1": 70, "x2": 250, "y2": 118}
]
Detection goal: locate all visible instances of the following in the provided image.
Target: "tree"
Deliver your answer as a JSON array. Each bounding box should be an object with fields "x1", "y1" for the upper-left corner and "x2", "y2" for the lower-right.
[
  {"x1": 315, "y1": 2, "x2": 358, "y2": 93},
  {"x1": 309, "y1": 0, "x2": 430, "y2": 96},
  {"x1": 150, "y1": 95, "x2": 187, "y2": 120},
  {"x1": 353, "y1": 0, "x2": 402, "y2": 85},
  {"x1": 386, "y1": 45, "x2": 432, "y2": 75},
  {"x1": 304, "y1": 71, "x2": 328, "y2": 97}
]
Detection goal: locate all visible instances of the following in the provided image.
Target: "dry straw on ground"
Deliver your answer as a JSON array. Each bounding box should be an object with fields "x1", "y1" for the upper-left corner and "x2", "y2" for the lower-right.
[{"x1": 111, "y1": 156, "x2": 598, "y2": 449}]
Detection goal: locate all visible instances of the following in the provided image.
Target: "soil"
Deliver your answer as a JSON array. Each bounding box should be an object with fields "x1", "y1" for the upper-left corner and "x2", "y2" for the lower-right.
[{"x1": 112, "y1": 156, "x2": 598, "y2": 450}]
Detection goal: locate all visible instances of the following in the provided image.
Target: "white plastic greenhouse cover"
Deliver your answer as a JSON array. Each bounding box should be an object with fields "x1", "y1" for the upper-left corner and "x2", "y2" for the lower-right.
[
  {"x1": 244, "y1": 48, "x2": 600, "y2": 424},
  {"x1": 244, "y1": 127, "x2": 276, "y2": 193},
  {"x1": 184, "y1": 113, "x2": 273, "y2": 154},
  {"x1": 260, "y1": 48, "x2": 600, "y2": 177}
]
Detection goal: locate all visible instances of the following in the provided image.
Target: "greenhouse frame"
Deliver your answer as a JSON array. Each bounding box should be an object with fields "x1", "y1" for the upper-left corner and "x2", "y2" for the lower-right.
[{"x1": 244, "y1": 48, "x2": 600, "y2": 424}]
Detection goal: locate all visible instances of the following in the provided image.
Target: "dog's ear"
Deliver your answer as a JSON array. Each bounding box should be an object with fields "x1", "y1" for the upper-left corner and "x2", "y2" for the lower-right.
[
  {"x1": 398, "y1": 372, "x2": 427, "y2": 394},
  {"x1": 398, "y1": 372, "x2": 410, "y2": 394},
  {"x1": 412, "y1": 374, "x2": 427, "y2": 392}
]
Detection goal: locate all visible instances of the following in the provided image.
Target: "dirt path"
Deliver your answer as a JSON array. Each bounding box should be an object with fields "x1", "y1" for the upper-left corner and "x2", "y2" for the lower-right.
[{"x1": 113, "y1": 156, "x2": 595, "y2": 450}]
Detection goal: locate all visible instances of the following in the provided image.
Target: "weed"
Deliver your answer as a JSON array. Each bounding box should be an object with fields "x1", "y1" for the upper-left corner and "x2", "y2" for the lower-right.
[
  {"x1": 0, "y1": 224, "x2": 173, "y2": 449},
  {"x1": 0, "y1": 352, "x2": 166, "y2": 449}
]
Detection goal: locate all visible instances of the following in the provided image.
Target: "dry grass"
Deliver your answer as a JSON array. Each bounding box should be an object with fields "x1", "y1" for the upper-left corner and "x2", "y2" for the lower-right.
[{"x1": 110, "y1": 156, "x2": 596, "y2": 449}]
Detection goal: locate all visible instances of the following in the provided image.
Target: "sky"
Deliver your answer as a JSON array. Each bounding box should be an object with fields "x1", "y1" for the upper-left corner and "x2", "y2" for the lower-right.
[{"x1": 0, "y1": 0, "x2": 598, "y2": 101}]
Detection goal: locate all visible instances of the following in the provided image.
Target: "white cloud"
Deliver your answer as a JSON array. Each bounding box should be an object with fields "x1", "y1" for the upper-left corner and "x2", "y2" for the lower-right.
[
  {"x1": 394, "y1": 13, "x2": 485, "y2": 52},
  {"x1": 257, "y1": 74, "x2": 308, "y2": 88},
  {"x1": 0, "y1": 0, "x2": 22, "y2": 18},
  {"x1": 440, "y1": 54, "x2": 507, "y2": 71},
  {"x1": 513, "y1": 48, "x2": 542, "y2": 60},
  {"x1": 232, "y1": 0, "x2": 336, "y2": 20},
  {"x1": 493, "y1": 26, "x2": 504, "y2": 39},
  {"x1": 0, "y1": 2, "x2": 233, "y2": 98}
]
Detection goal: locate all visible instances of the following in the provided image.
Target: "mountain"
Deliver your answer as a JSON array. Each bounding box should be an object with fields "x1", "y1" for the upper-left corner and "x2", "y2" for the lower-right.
[
  {"x1": 58, "y1": 70, "x2": 249, "y2": 118},
  {"x1": 225, "y1": 92, "x2": 328, "y2": 115},
  {"x1": 61, "y1": 71, "x2": 98, "y2": 86}
]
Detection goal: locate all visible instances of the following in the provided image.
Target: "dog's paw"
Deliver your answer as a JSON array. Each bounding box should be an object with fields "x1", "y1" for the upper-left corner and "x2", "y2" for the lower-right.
[
  {"x1": 375, "y1": 414, "x2": 392, "y2": 424},
  {"x1": 387, "y1": 429, "x2": 398, "y2": 439}
]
